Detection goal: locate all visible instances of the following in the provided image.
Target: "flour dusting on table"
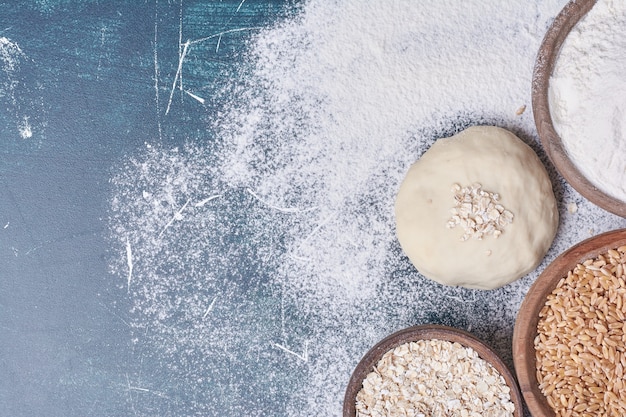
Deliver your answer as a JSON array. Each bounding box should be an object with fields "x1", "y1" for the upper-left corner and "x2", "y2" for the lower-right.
[
  {"x1": 0, "y1": 37, "x2": 40, "y2": 141},
  {"x1": 107, "y1": 1, "x2": 626, "y2": 416}
]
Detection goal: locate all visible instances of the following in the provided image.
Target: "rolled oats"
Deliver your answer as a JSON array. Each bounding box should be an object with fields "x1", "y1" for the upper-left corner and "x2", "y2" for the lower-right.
[
  {"x1": 355, "y1": 339, "x2": 515, "y2": 417},
  {"x1": 446, "y1": 183, "x2": 514, "y2": 241}
]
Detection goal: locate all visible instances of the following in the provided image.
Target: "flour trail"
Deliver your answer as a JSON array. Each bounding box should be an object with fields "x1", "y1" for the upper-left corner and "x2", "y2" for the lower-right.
[
  {"x1": 107, "y1": 1, "x2": 626, "y2": 416},
  {"x1": 0, "y1": 37, "x2": 44, "y2": 141}
]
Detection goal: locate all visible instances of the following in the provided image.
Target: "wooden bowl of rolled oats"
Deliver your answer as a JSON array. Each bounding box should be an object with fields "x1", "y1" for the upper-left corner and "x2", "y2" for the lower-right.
[
  {"x1": 513, "y1": 229, "x2": 626, "y2": 417},
  {"x1": 343, "y1": 324, "x2": 523, "y2": 417}
]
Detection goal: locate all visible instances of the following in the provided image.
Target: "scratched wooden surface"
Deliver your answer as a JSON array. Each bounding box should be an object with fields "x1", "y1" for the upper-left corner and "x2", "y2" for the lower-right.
[{"x1": 0, "y1": 1, "x2": 294, "y2": 416}]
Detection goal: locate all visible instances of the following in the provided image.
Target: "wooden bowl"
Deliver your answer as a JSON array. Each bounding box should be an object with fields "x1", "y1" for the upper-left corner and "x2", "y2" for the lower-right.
[
  {"x1": 343, "y1": 324, "x2": 523, "y2": 417},
  {"x1": 513, "y1": 228, "x2": 626, "y2": 417},
  {"x1": 532, "y1": 0, "x2": 626, "y2": 217}
]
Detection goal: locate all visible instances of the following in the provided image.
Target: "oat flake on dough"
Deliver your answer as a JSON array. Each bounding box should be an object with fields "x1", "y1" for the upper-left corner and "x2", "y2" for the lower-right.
[{"x1": 395, "y1": 126, "x2": 559, "y2": 289}]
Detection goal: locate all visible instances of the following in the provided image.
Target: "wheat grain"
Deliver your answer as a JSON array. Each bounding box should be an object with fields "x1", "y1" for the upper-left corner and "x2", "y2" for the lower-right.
[{"x1": 535, "y1": 246, "x2": 626, "y2": 416}]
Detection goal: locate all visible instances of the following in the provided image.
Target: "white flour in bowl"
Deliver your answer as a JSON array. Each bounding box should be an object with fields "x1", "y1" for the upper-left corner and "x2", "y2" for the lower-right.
[{"x1": 549, "y1": 0, "x2": 626, "y2": 203}]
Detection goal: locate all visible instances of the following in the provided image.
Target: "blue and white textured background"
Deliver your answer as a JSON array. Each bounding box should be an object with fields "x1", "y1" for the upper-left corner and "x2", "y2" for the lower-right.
[{"x1": 1, "y1": 1, "x2": 624, "y2": 416}]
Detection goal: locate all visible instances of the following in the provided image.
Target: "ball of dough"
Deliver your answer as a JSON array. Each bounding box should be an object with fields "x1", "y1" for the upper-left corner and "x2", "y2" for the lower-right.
[{"x1": 395, "y1": 126, "x2": 558, "y2": 289}]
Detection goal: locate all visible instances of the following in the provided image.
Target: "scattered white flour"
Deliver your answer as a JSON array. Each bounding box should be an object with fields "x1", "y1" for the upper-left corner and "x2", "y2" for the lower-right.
[
  {"x1": 549, "y1": 0, "x2": 626, "y2": 202},
  {"x1": 0, "y1": 37, "x2": 24, "y2": 71},
  {"x1": 107, "y1": 1, "x2": 626, "y2": 416},
  {"x1": 0, "y1": 37, "x2": 25, "y2": 111},
  {"x1": 18, "y1": 116, "x2": 32, "y2": 139},
  {"x1": 0, "y1": 36, "x2": 43, "y2": 141}
]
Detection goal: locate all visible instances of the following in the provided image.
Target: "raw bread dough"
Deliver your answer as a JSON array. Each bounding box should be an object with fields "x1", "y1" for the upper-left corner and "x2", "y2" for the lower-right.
[{"x1": 395, "y1": 126, "x2": 558, "y2": 289}]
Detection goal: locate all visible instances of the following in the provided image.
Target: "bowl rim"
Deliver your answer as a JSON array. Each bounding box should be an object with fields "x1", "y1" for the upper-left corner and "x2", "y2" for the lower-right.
[
  {"x1": 343, "y1": 324, "x2": 523, "y2": 417},
  {"x1": 513, "y1": 228, "x2": 626, "y2": 417},
  {"x1": 531, "y1": 0, "x2": 626, "y2": 217}
]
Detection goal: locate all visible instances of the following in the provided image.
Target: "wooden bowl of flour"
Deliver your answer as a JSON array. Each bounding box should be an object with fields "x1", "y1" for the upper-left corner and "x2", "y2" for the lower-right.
[{"x1": 533, "y1": 0, "x2": 626, "y2": 217}]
